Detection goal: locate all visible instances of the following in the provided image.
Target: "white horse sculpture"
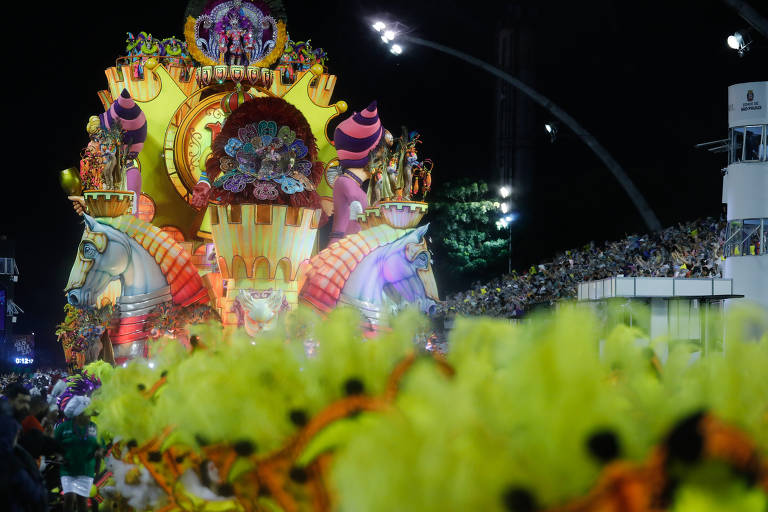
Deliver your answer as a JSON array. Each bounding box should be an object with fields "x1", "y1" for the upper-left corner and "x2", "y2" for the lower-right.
[{"x1": 65, "y1": 214, "x2": 209, "y2": 363}]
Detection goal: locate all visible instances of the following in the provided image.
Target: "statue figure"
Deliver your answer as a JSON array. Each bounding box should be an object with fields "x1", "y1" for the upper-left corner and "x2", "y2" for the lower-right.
[
  {"x1": 234, "y1": 289, "x2": 288, "y2": 336},
  {"x1": 329, "y1": 101, "x2": 387, "y2": 244}
]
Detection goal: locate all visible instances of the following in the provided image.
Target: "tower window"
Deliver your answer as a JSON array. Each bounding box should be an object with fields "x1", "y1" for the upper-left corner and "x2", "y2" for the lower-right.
[{"x1": 744, "y1": 125, "x2": 764, "y2": 161}]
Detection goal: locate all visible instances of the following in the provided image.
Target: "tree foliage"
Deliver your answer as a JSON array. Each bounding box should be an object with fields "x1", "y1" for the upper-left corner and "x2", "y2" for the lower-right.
[{"x1": 428, "y1": 180, "x2": 508, "y2": 276}]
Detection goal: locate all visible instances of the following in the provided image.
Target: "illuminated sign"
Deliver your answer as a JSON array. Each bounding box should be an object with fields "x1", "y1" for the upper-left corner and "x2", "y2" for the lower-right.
[
  {"x1": 728, "y1": 82, "x2": 767, "y2": 127},
  {"x1": 14, "y1": 357, "x2": 34, "y2": 364}
]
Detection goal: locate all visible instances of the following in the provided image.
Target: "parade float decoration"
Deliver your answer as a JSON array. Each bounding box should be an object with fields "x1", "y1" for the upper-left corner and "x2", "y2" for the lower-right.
[
  {"x1": 279, "y1": 38, "x2": 328, "y2": 83},
  {"x1": 125, "y1": 32, "x2": 190, "y2": 79},
  {"x1": 59, "y1": 0, "x2": 439, "y2": 367},
  {"x1": 56, "y1": 303, "x2": 115, "y2": 370},
  {"x1": 191, "y1": 95, "x2": 326, "y2": 327},
  {"x1": 64, "y1": 214, "x2": 211, "y2": 365},
  {"x1": 299, "y1": 223, "x2": 439, "y2": 330}
]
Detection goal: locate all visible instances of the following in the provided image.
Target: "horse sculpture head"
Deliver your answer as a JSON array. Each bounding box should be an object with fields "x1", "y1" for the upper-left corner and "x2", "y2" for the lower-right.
[
  {"x1": 64, "y1": 214, "x2": 207, "y2": 310},
  {"x1": 367, "y1": 224, "x2": 439, "y2": 315},
  {"x1": 300, "y1": 223, "x2": 440, "y2": 328},
  {"x1": 65, "y1": 215, "x2": 133, "y2": 308}
]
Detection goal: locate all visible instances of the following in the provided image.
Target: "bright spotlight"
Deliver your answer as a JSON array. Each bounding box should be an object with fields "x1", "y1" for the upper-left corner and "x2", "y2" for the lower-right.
[
  {"x1": 545, "y1": 122, "x2": 558, "y2": 142},
  {"x1": 500, "y1": 202, "x2": 510, "y2": 214},
  {"x1": 506, "y1": 213, "x2": 519, "y2": 223},
  {"x1": 381, "y1": 34, "x2": 390, "y2": 43},
  {"x1": 383, "y1": 29, "x2": 396, "y2": 41},
  {"x1": 390, "y1": 44, "x2": 403, "y2": 55},
  {"x1": 727, "y1": 30, "x2": 752, "y2": 56},
  {"x1": 372, "y1": 21, "x2": 386, "y2": 32},
  {"x1": 499, "y1": 186, "x2": 510, "y2": 198}
]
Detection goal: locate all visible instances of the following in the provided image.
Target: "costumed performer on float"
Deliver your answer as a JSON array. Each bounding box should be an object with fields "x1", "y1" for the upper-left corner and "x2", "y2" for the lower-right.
[{"x1": 328, "y1": 101, "x2": 387, "y2": 244}]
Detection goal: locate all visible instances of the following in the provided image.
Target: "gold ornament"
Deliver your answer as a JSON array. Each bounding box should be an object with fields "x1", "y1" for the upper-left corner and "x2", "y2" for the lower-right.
[
  {"x1": 59, "y1": 168, "x2": 83, "y2": 196},
  {"x1": 86, "y1": 116, "x2": 101, "y2": 135}
]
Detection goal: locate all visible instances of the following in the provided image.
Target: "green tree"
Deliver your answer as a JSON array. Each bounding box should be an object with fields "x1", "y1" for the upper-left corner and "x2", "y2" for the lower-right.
[{"x1": 428, "y1": 180, "x2": 508, "y2": 278}]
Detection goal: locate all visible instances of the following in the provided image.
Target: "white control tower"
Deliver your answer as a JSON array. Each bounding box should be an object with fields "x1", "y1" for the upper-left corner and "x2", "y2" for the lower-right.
[{"x1": 722, "y1": 81, "x2": 768, "y2": 310}]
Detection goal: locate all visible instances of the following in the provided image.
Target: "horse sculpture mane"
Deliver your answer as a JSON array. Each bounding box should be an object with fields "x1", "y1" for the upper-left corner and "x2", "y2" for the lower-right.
[
  {"x1": 97, "y1": 215, "x2": 209, "y2": 307},
  {"x1": 299, "y1": 224, "x2": 412, "y2": 314}
]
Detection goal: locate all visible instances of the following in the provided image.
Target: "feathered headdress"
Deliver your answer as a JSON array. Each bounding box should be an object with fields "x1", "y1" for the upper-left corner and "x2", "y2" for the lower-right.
[{"x1": 57, "y1": 370, "x2": 102, "y2": 417}]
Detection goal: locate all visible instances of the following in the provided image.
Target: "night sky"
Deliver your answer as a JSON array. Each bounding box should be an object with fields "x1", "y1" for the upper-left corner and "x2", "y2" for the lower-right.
[{"x1": 2, "y1": 0, "x2": 766, "y2": 365}]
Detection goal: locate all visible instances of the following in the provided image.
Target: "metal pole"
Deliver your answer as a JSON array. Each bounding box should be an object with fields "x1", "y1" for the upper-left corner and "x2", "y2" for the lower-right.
[
  {"x1": 401, "y1": 35, "x2": 663, "y2": 233},
  {"x1": 508, "y1": 224, "x2": 512, "y2": 274},
  {"x1": 722, "y1": 0, "x2": 768, "y2": 38}
]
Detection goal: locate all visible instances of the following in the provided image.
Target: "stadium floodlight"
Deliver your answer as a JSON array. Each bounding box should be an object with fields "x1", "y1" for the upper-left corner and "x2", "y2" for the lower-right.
[
  {"x1": 545, "y1": 122, "x2": 558, "y2": 142},
  {"x1": 372, "y1": 21, "x2": 386, "y2": 32},
  {"x1": 390, "y1": 44, "x2": 403, "y2": 55},
  {"x1": 499, "y1": 185, "x2": 511, "y2": 198},
  {"x1": 383, "y1": 29, "x2": 396, "y2": 41},
  {"x1": 727, "y1": 30, "x2": 752, "y2": 56},
  {"x1": 500, "y1": 202, "x2": 510, "y2": 214}
]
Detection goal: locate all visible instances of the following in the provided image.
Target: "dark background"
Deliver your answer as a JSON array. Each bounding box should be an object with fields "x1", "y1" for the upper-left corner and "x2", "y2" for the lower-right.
[{"x1": 1, "y1": 0, "x2": 766, "y2": 366}]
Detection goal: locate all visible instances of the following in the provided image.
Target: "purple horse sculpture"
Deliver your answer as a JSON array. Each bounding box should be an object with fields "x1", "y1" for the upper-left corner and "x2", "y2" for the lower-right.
[{"x1": 299, "y1": 223, "x2": 439, "y2": 330}]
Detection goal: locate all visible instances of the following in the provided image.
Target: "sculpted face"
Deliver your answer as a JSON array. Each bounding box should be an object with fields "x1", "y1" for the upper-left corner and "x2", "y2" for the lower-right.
[
  {"x1": 380, "y1": 224, "x2": 439, "y2": 314},
  {"x1": 65, "y1": 216, "x2": 129, "y2": 308},
  {"x1": 65, "y1": 228, "x2": 108, "y2": 293},
  {"x1": 405, "y1": 236, "x2": 440, "y2": 307}
]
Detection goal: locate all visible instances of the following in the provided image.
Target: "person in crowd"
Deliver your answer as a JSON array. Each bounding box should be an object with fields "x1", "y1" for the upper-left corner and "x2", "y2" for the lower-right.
[
  {"x1": 55, "y1": 395, "x2": 103, "y2": 512},
  {"x1": 20, "y1": 395, "x2": 61, "y2": 467},
  {"x1": 1, "y1": 400, "x2": 48, "y2": 511},
  {"x1": 21, "y1": 395, "x2": 47, "y2": 435},
  {"x1": 3, "y1": 382, "x2": 32, "y2": 422}
]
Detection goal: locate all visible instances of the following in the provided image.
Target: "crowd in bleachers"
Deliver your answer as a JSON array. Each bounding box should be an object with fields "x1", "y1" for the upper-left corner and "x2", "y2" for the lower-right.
[{"x1": 441, "y1": 217, "x2": 726, "y2": 318}]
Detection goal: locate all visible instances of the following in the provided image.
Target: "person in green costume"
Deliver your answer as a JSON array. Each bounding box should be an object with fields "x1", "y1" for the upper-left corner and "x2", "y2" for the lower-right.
[{"x1": 54, "y1": 395, "x2": 103, "y2": 512}]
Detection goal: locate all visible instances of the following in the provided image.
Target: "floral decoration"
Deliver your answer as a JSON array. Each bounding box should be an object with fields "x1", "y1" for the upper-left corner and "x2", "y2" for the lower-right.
[
  {"x1": 213, "y1": 120, "x2": 316, "y2": 199},
  {"x1": 56, "y1": 303, "x2": 114, "y2": 369},
  {"x1": 147, "y1": 302, "x2": 219, "y2": 339}
]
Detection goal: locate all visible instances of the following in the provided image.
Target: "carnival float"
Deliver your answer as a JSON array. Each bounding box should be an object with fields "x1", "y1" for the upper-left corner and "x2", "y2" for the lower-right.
[
  {"x1": 50, "y1": 2, "x2": 768, "y2": 511},
  {"x1": 58, "y1": 0, "x2": 439, "y2": 369}
]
